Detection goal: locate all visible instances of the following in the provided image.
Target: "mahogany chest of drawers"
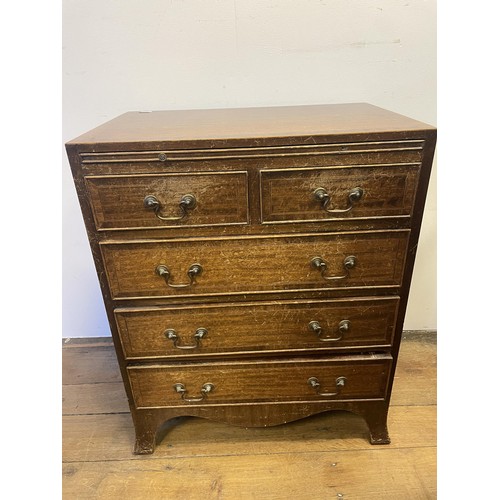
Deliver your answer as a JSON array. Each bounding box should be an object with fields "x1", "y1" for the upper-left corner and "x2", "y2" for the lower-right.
[{"x1": 66, "y1": 103, "x2": 436, "y2": 454}]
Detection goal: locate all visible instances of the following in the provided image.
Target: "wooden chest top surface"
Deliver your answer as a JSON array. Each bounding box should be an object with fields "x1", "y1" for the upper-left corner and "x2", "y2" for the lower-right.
[{"x1": 67, "y1": 103, "x2": 435, "y2": 147}]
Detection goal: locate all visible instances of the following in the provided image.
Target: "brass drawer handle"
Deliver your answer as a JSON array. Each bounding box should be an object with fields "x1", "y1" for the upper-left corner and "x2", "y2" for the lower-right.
[
  {"x1": 144, "y1": 194, "x2": 196, "y2": 221},
  {"x1": 165, "y1": 327, "x2": 207, "y2": 350},
  {"x1": 313, "y1": 187, "x2": 363, "y2": 214},
  {"x1": 156, "y1": 264, "x2": 203, "y2": 288},
  {"x1": 173, "y1": 382, "x2": 215, "y2": 402},
  {"x1": 308, "y1": 320, "x2": 350, "y2": 342},
  {"x1": 311, "y1": 255, "x2": 356, "y2": 281},
  {"x1": 308, "y1": 376, "x2": 347, "y2": 397}
]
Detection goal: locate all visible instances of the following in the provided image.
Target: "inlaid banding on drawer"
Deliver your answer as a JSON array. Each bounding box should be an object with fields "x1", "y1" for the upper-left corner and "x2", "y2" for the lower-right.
[
  {"x1": 115, "y1": 297, "x2": 399, "y2": 360},
  {"x1": 260, "y1": 163, "x2": 420, "y2": 223},
  {"x1": 101, "y1": 230, "x2": 409, "y2": 300},
  {"x1": 85, "y1": 171, "x2": 249, "y2": 230},
  {"x1": 127, "y1": 354, "x2": 392, "y2": 408}
]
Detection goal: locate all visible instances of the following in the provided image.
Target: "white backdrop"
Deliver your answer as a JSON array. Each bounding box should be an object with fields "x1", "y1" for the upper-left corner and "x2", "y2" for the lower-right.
[{"x1": 62, "y1": 0, "x2": 436, "y2": 337}]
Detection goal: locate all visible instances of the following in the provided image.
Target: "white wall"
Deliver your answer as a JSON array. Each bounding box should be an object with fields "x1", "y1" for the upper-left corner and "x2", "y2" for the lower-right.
[{"x1": 62, "y1": 0, "x2": 436, "y2": 337}]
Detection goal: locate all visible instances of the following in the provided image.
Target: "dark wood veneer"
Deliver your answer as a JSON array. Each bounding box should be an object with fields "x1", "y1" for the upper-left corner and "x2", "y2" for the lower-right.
[
  {"x1": 100, "y1": 230, "x2": 409, "y2": 300},
  {"x1": 85, "y1": 170, "x2": 249, "y2": 231},
  {"x1": 114, "y1": 297, "x2": 398, "y2": 360},
  {"x1": 66, "y1": 103, "x2": 436, "y2": 454},
  {"x1": 127, "y1": 354, "x2": 392, "y2": 408}
]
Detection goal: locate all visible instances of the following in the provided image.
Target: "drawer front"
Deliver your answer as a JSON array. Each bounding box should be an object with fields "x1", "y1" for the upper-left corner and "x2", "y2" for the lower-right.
[
  {"x1": 79, "y1": 139, "x2": 425, "y2": 175},
  {"x1": 127, "y1": 354, "x2": 392, "y2": 408},
  {"x1": 85, "y1": 171, "x2": 249, "y2": 230},
  {"x1": 101, "y1": 230, "x2": 409, "y2": 300},
  {"x1": 260, "y1": 164, "x2": 420, "y2": 223},
  {"x1": 115, "y1": 297, "x2": 398, "y2": 359}
]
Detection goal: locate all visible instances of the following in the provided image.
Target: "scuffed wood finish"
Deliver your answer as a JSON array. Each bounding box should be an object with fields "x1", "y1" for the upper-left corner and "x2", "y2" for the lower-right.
[
  {"x1": 62, "y1": 333, "x2": 436, "y2": 498},
  {"x1": 62, "y1": 382, "x2": 129, "y2": 415},
  {"x1": 63, "y1": 447, "x2": 436, "y2": 499},
  {"x1": 62, "y1": 403, "x2": 436, "y2": 459},
  {"x1": 66, "y1": 103, "x2": 436, "y2": 456},
  {"x1": 127, "y1": 354, "x2": 392, "y2": 409},
  {"x1": 62, "y1": 405, "x2": 436, "y2": 460},
  {"x1": 62, "y1": 346, "x2": 121, "y2": 385},
  {"x1": 85, "y1": 171, "x2": 249, "y2": 230},
  {"x1": 260, "y1": 163, "x2": 420, "y2": 223},
  {"x1": 61, "y1": 332, "x2": 436, "y2": 415},
  {"x1": 115, "y1": 297, "x2": 398, "y2": 360},
  {"x1": 101, "y1": 230, "x2": 409, "y2": 300},
  {"x1": 80, "y1": 143, "x2": 424, "y2": 178}
]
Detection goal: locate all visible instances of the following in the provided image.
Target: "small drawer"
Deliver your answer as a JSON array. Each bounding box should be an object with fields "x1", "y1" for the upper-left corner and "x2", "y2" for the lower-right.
[
  {"x1": 101, "y1": 230, "x2": 409, "y2": 300},
  {"x1": 85, "y1": 171, "x2": 249, "y2": 230},
  {"x1": 115, "y1": 297, "x2": 399, "y2": 360},
  {"x1": 127, "y1": 353, "x2": 392, "y2": 408},
  {"x1": 260, "y1": 164, "x2": 420, "y2": 223}
]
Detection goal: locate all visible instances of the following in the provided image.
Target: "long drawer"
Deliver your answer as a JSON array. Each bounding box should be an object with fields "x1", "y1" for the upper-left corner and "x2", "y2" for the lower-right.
[
  {"x1": 127, "y1": 353, "x2": 392, "y2": 408},
  {"x1": 101, "y1": 230, "x2": 409, "y2": 300},
  {"x1": 85, "y1": 171, "x2": 249, "y2": 230},
  {"x1": 115, "y1": 297, "x2": 398, "y2": 360},
  {"x1": 260, "y1": 164, "x2": 420, "y2": 223}
]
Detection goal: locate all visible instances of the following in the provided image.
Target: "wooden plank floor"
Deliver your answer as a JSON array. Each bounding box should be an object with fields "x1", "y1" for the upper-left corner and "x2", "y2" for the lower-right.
[{"x1": 62, "y1": 332, "x2": 436, "y2": 499}]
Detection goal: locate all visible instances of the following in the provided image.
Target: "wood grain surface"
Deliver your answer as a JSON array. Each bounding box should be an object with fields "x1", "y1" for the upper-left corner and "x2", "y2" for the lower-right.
[
  {"x1": 114, "y1": 297, "x2": 398, "y2": 360},
  {"x1": 101, "y1": 230, "x2": 409, "y2": 300},
  {"x1": 62, "y1": 332, "x2": 436, "y2": 498},
  {"x1": 66, "y1": 105, "x2": 436, "y2": 471},
  {"x1": 260, "y1": 163, "x2": 420, "y2": 223},
  {"x1": 127, "y1": 354, "x2": 391, "y2": 408},
  {"x1": 86, "y1": 171, "x2": 249, "y2": 230},
  {"x1": 67, "y1": 103, "x2": 435, "y2": 146},
  {"x1": 63, "y1": 448, "x2": 435, "y2": 499}
]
